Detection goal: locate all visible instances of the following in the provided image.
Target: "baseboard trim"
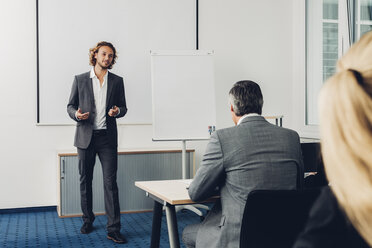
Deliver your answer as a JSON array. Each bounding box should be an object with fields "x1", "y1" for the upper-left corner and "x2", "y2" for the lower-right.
[
  {"x1": 58, "y1": 209, "x2": 153, "y2": 218},
  {"x1": 0, "y1": 206, "x2": 57, "y2": 214}
]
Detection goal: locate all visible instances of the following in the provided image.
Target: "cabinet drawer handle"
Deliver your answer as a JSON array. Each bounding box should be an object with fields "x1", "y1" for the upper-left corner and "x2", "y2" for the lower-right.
[{"x1": 61, "y1": 159, "x2": 65, "y2": 179}]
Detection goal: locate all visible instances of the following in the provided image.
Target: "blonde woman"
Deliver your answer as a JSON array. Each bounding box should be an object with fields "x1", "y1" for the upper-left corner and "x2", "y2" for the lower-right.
[{"x1": 293, "y1": 32, "x2": 372, "y2": 247}]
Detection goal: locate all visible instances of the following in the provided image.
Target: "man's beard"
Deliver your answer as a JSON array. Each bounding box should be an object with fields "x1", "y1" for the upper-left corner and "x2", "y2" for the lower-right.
[{"x1": 98, "y1": 61, "x2": 111, "y2": 69}]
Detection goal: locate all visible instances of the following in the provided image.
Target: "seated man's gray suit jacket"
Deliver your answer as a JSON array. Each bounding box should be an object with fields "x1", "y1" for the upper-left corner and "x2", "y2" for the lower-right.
[{"x1": 188, "y1": 116, "x2": 304, "y2": 248}]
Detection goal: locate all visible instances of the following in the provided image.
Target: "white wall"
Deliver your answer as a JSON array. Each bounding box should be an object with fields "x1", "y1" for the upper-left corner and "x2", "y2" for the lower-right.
[
  {"x1": 0, "y1": 0, "x2": 295, "y2": 209},
  {"x1": 200, "y1": 0, "x2": 295, "y2": 129}
]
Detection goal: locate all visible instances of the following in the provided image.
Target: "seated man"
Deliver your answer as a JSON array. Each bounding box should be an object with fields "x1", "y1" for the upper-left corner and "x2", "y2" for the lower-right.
[{"x1": 182, "y1": 80, "x2": 304, "y2": 248}]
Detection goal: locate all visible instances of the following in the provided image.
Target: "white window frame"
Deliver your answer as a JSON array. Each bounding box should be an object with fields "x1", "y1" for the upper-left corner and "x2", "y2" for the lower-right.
[
  {"x1": 293, "y1": 0, "x2": 318, "y2": 138},
  {"x1": 293, "y1": 0, "x2": 350, "y2": 138}
]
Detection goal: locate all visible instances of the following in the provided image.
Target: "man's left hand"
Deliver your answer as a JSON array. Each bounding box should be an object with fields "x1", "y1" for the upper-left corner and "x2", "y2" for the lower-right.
[{"x1": 108, "y1": 105, "x2": 119, "y2": 117}]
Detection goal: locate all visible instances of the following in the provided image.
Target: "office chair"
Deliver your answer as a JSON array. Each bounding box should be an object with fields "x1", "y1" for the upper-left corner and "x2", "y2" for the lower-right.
[{"x1": 240, "y1": 189, "x2": 321, "y2": 248}]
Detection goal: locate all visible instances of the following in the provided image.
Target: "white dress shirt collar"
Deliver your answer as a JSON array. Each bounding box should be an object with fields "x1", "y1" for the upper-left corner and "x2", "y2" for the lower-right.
[
  {"x1": 90, "y1": 67, "x2": 108, "y2": 82},
  {"x1": 237, "y1": 113, "x2": 260, "y2": 125}
]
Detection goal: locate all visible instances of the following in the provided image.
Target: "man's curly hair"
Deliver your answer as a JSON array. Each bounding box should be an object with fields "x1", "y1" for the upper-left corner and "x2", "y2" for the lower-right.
[{"x1": 89, "y1": 41, "x2": 117, "y2": 69}]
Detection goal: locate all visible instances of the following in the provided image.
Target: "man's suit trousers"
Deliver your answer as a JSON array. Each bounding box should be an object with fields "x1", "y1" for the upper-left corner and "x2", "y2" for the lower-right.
[{"x1": 77, "y1": 130, "x2": 121, "y2": 233}]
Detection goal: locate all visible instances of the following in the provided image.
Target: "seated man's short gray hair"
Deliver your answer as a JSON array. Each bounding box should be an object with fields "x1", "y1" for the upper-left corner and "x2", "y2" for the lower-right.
[{"x1": 229, "y1": 80, "x2": 263, "y2": 116}]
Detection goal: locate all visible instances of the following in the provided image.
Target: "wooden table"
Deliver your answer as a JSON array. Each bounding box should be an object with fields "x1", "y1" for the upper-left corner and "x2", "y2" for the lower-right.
[{"x1": 135, "y1": 179, "x2": 218, "y2": 248}]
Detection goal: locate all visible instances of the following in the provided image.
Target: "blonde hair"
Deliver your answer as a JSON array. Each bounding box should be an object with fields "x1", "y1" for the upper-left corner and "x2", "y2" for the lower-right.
[{"x1": 319, "y1": 31, "x2": 372, "y2": 246}]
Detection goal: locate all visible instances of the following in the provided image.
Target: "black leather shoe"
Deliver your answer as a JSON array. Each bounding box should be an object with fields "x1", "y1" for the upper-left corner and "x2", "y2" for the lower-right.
[
  {"x1": 80, "y1": 223, "x2": 93, "y2": 234},
  {"x1": 107, "y1": 231, "x2": 127, "y2": 244}
]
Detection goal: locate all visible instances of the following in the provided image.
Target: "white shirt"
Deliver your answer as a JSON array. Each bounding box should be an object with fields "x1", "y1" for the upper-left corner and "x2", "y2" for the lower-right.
[
  {"x1": 237, "y1": 113, "x2": 260, "y2": 125},
  {"x1": 90, "y1": 67, "x2": 108, "y2": 130}
]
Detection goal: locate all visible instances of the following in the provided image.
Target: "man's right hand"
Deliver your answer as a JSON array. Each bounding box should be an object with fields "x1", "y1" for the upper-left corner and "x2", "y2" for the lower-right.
[{"x1": 76, "y1": 108, "x2": 89, "y2": 120}]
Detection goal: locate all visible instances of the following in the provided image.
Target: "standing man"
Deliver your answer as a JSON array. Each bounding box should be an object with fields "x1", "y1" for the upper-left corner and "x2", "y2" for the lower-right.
[
  {"x1": 182, "y1": 80, "x2": 304, "y2": 248},
  {"x1": 67, "y1": 41, "x2": 127, "y2": 244}
]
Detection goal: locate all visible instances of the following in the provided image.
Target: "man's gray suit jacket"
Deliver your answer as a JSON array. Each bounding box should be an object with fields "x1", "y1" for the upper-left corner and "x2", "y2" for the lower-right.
[
  {"x1": 67, "y1": 71, "x2": 127, "y2": 149},
  {"x1": 188, "y1": 116, "x2": 304, "y2": 248}
]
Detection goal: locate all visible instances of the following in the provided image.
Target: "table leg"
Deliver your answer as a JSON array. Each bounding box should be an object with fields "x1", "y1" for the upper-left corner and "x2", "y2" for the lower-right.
[
  {"x1": 165, "y1": 205, "x2": 180, "y2": 248},
  {"x1": 151, "y1": 201, "x2": 163, "y2": 248}
]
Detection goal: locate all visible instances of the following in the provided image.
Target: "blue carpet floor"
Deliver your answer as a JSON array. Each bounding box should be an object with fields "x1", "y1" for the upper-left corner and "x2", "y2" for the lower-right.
[{"x1": 0, "y1": 208, "x2": 203, "y2": 248}]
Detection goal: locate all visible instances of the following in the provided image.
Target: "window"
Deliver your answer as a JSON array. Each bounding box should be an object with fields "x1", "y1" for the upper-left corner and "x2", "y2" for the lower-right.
[
  {"x1": 357, "y1": 0, "x2": 372, "y2": 37},
  {"x1": 322, "y1": 0, "x2": 339, "y2": 82},
  {"x1": 305, "y1": 0, "x2": 372, "y2": 126},
  {"x1": 306, "y1": 0, "x2": 340, "y2": 126}
]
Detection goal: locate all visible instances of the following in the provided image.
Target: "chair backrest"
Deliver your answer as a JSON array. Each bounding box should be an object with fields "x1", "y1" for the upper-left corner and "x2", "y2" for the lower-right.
[
  {"x1": 240, "y1": 189, "x2": 321, "y2": 248},
  {"x1": 301, "y1": 142, "x2": 321, "y2": 172}
]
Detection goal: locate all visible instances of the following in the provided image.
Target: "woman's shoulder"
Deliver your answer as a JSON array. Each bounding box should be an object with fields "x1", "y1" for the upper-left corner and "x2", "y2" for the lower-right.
[{"x1": 292, "y1": 186, "x2": 369, "y2": 248}]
